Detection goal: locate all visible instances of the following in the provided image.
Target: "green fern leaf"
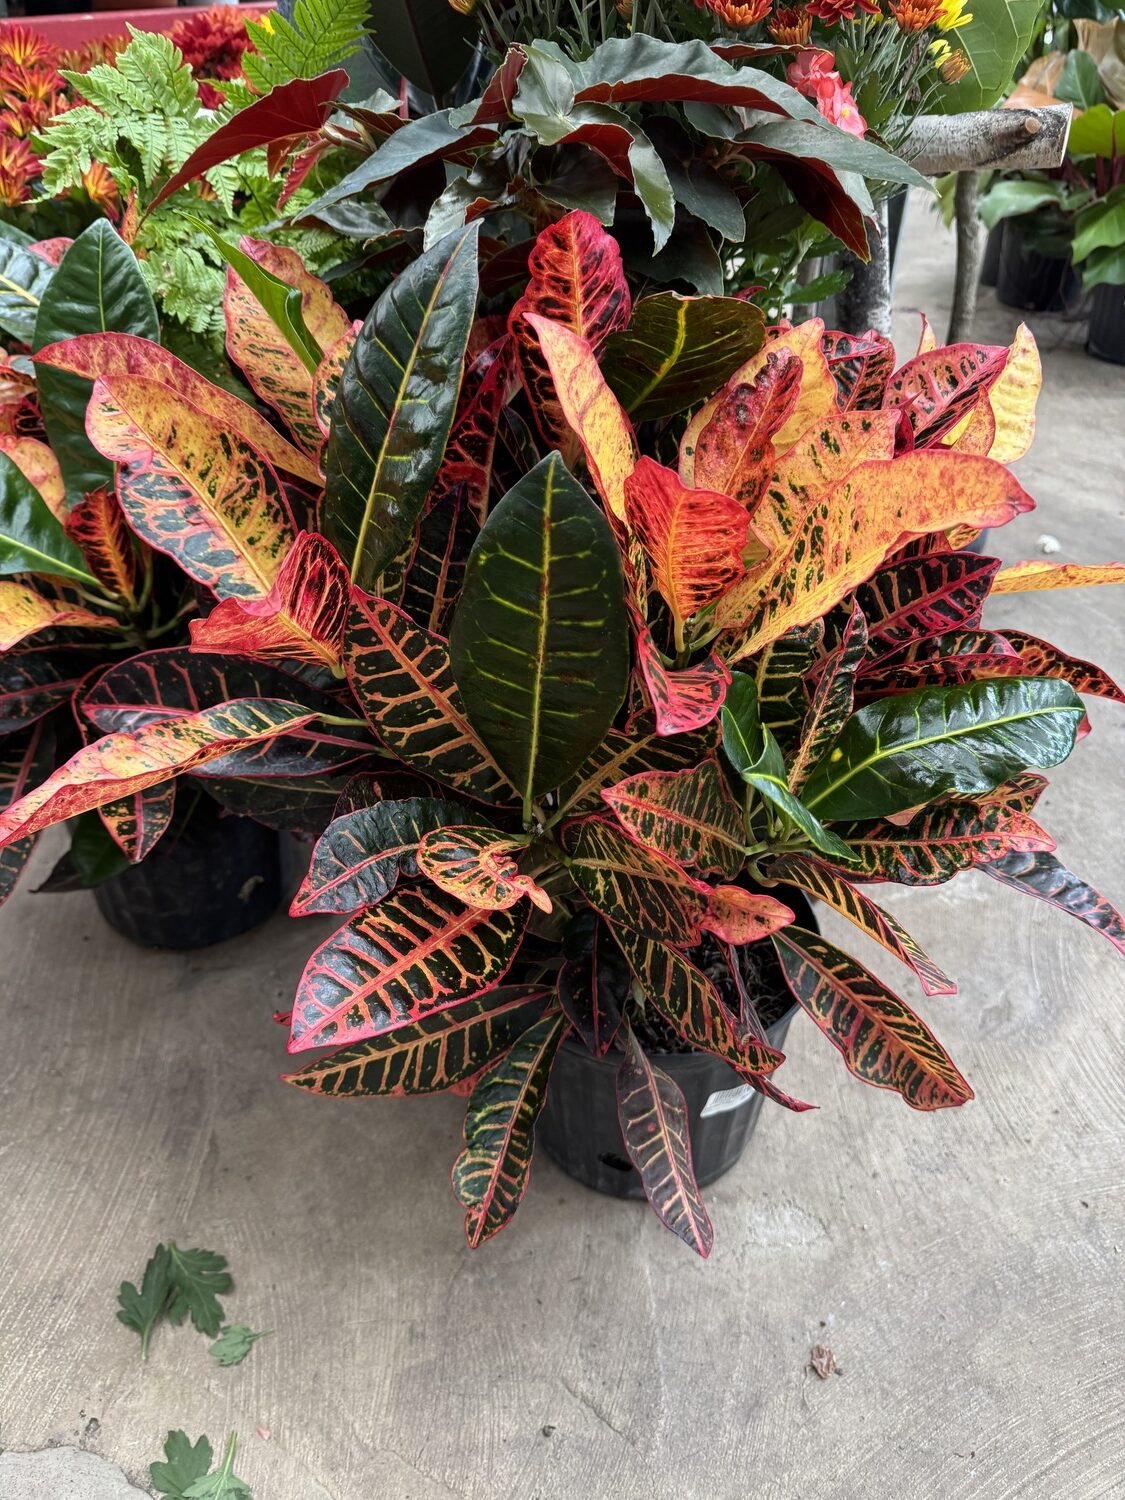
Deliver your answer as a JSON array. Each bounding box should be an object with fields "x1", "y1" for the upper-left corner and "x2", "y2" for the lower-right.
[{"x1": 242, "y1": 0, "x2": 368, "y2": 91}]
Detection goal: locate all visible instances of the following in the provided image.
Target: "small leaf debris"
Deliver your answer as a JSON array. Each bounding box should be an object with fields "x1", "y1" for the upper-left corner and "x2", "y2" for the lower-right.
[
  {"x1": 808, "y1": 1344, "x2": 842, "y2": 1380},
  {"x1": 209, "y1": 1323, "x2": 272, "y2": 1367},
  {"x1": 151, "y1": 1430, "x2": 251, "y2": 1499}
]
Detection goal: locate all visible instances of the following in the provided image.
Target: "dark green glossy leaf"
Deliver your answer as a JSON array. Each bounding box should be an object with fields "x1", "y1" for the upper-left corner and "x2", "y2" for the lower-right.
[
  {"x1": 450, "y1": 453, "x2": 629, "y2": 812},
  {"x1": 721, "y1": 673, "x2": 855, "y2": 862},
  {"x1": 32, "y1": 222, "x2": 158, "y2": 506},
  {"x1": 369, "y1": 0, "x2": 478, "y2": 98},
  {"x1": 800, "y1": 678, "x2": 1084, "y2": 823},
  {"x1": 0, "y1": 452, "x2": 96, "y2": 585},
  {"x1": 323, "y1": 225, "x2": 480, "y2": 589},
  {"x1": 598, "y1": 293, "x2": 765, "y2": 421},
  {"x1": 0, "y1": 237, "x2": 55, "y2": 344}
]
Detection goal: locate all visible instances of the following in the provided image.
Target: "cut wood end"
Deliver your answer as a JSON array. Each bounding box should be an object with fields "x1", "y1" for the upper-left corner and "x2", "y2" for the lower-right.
[{"x1": 1024, "y1": 117, "x2": 1042, "y2": 135}]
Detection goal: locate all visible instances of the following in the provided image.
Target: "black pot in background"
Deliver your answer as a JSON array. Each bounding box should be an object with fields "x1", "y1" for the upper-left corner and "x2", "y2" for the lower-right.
[
  {"x1": 996, "y1": 222, "x2": 1081, "y2": 313},
  {"x1": 94, "y1": 796, "x2": 282, "y2": 949},
  {"x1": 1086, "y1": 281, "x2": 1125, "y2": 365},
  {"x1": 537, "y1": 889, "x2": 817, "y2": 1200},
  {"x1": 980, "y1": 224, "x2": 1004, "y2": 288}
]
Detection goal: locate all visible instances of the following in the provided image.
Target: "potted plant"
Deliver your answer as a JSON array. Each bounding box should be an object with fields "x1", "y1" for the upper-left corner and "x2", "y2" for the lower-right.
[
  {"x1": 1067, "y1": 104, "x2": 1125, "y2": 362},
  {"x1": 2, "y1": 208, "x2": 1122, "y2": 1253}
]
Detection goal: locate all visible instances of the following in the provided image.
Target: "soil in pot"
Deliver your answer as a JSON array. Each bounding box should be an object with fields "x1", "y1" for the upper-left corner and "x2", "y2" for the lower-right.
[
  {"x1": 93, "y1": 793, "x2": 283, "y2": 950},
  {"x1": 996, "y1": 222, "x2": 1082, "y2": 314},
  {"x1": 537, "y1": 889, "x2": 815, "y2": 1200},
  {"x1": 1086, "y1": 281, "x2": 1125, "y2": 365}
]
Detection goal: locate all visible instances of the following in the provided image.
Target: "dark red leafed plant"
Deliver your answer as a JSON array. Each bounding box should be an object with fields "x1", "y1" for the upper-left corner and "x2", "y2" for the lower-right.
[{"x1": 2, "y1": 209, "x2": 1123, "y2": 1256}]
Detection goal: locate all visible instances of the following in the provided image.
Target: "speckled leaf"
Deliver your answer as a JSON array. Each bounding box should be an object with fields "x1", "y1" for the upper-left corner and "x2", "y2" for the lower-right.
[
  {"x1": 0, "y1": 579, "x2": 118, "y2": 649},
  {"x1": 854, "y1": 550, "x2": 1000, "y2": 671},
  {"x1": 418, "y1": 826, "x2": 551, "y2": 912},
  {"x1": 98, "y1": 780, "x2": 176, "y2": 864},
  {"x1": 990, "y1": 561, "x2": 1125, "y2": 594},
  {"x1": 637, "y1": 626, "x2": 730, "y2": 736},
  {"x1": 288, "y1": 885, "x2": 526, "y2": 1053},
  {"x1": 772, "y1": 926, "x2": 973, "y2": 1109},
  {"x1": 820, "y1": 328, "x2": 894, "y2": 411},
  {"x1": 679, "y1": 345, "x2": 801, "y2": 510},
  {"x1": 882, "y1": 341, "x2": 1011, "y2": 449},
  {"x1": 789, "y1": 605, "x2": 867, "y2": 791},
  {"x1": 602, "y1": 758, "x2": 744, "y2": 878},
  {"x1": 982, "y1": 852, "x2": 1125, "y2": 956}
]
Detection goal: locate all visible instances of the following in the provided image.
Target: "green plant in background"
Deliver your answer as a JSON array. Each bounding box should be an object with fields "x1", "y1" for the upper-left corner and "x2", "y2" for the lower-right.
[{"x1": 35, "y1": 29, "x2": 352, "y2": 375}]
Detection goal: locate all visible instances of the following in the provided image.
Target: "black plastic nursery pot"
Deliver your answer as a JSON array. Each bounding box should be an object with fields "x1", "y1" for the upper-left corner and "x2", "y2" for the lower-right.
[
  {"x1": 94, "y1": 795, "x2": 283, "y2": 950},
  {"x1": 980, "y1": 224, "x2": 1004, "y2": 288},
  {"x1": 1086, "y1": 281, "x2": 1125, "y2": 366},
  {"x1": 537, "y1": 888, "x2": 816, "y2": 1199},
  {"x1": 995, "y1": 222, "x2": 1081, "y2": 314}
]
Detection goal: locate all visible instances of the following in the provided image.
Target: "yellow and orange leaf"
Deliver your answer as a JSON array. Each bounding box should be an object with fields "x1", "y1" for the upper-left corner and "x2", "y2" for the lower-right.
[
  {"x1": 312, "y1": 326, "x2": 357, "y2": 440},
  {"x1": 623, "y1": 457, "x2": 757, "y2": 640},
  {"x1": 223, "y1": 237, "x2": 352, "y2": 458},
  {"x1": 64, "y1": 488, "x2": 139, "y2": 604},
  {"x1": 524, "y1": 312, "x2": 636, "y2": 522},
  {"x1": 0, "y1": 435, "x2": 65, "y2": 519},
  {"x1": 717, "y1": 451, "x2": 1035, "y2": 660},
  {"x1": 678, "y1": 346, "x2": 801, "y2": 506},
  {"x1": 189, "y1": 531, "x2": 348, "y2": 669},
  {"x1": 705, "y1": 885, "x2": 793, "y2": 945},
  {"x1": 418, "y1": 826, "x2": 551, "y2": 913},
  {"x1": 33, "y1": 333, "x2": 319, "y2": 484},
  {"x1": 86, "y1": 373, "x2": 297, "y2": 600},
  {"x1": 990, "y1": 560, "x2": 1125, "y2": 594},
  {"x1": 0, "y1": 579, "x2": 118, "y2": 650}
]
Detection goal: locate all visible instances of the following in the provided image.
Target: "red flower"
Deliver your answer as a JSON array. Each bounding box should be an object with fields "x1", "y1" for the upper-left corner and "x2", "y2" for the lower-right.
[
  {"x1": 787, "y1": 48, "x2": 867, "y2": 137},
  {"x1": 806, "y1": 0, "x2": 880, "y2": 19},
  {"x1": 170, "y1": 6, "x2": 251, "y2": 92},
  {"x1": 0, "y1": 25, "x2": 58, "y2": 70}
]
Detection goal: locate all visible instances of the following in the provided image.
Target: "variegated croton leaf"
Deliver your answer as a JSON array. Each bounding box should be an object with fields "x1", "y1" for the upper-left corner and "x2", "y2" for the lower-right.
[
  {"x1": 615, "y1": 1018, "x2": 714, "y2": 1258},
  {"x1": 984, "y1": 629, "x2": 1125, "y2": 705},
  {"x1": 283, "y1": 986, "x2": 551, "y2": 1098},
  {"x1": 288, "y1": 886, "x2": 527, "y2": 1053},
  {"x1": 0, "y1": 580, "x2": 119, "y2": 650},
  {"x1": 989, "y1": 561, "x2": 1125, "y2": 594},
  {"x1": 0, "y1": 717, "x2": 54, "y2": 905},
  {"x1": 189, "y1": 532, "x2": 349, "y2": 670},
  {"x1": 772, "y1": 927, "x2": 973, "y2": 1110},
  {"x1": 555, "y1": 713, "x2": 720, "y2": 818},
  {"x1": 428, "y1": 336, "x2": 514, "y2": 524},
  {"x1": 63, "y1": 488, "x2": 141, "y2": 606},
  {"x1": 881, "y1": 338, "x2": 1011, "y2": 450},
  {"x1": 788, "y1": 604, "x2": 866, "y2": 792},
  {"x1": 851, "y1": 550, "x2": 1000, "y2": 672},
  {"x1": 345, "y1": 593, "x2": 517, "y2": 806},
  {"x1": 508, "y1": 209, "x2": 630, "y2": 449},
  {"x1": 452, "y1": 1010, "x2": 567, "y2": 1247},
  {"x1": 290, "y1": 797, "x2": 479, "y2": 916},
  {"x1": 98, "y1": 780, "x2": 176, "y2": 865},
  {"x1": 678, "y1": 344, "x2": 802, "y2": 510},
  {"x1": 417, "y1": 826, "x2": 551, "y2": 912},
  {"x1": 0, "y1": 698, "x2": 315, "y2": 847},
  {"x1": 820, "y1": 328, "x2": 895, "y2": 411},
  {"x1": 223, "y1": 237, "x2": 352, "y2": 458},
  {"x1": 0, "y1": 649, "x2": 84, "y2": 733},
  {"x1": 982, "y1": 852, "x2": 1125, "y2": 956},
  {"x1": 602, "y1": 757, "x2": 745, "y2": 879},
  {"x1": 636, "y1": 624, "x2": 731, "y2": 737}
]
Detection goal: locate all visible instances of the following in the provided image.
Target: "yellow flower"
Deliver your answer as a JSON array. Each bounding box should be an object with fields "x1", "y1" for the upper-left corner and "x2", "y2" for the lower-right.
[
  {"x1": 936, "y1": 0, "x2": 972, "y2": 31},
  {"x1": 930, "y1": 37, "x2": 952, "y2": 61}
]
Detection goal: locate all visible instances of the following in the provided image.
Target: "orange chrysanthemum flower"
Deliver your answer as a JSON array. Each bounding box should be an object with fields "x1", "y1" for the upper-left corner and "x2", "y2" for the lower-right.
[
  {"x1": 696, "y1": 0, "x2": 773, "y2": 25},
  {"x1": 80, "y1": 160, "x2": 120, "y2": 214},
  {"x1": 0, "y1": 135, "x2": 36, "y2": 207},
  {"x1": 889, "y1": 0, "x2": 943, "y2": 30},
  {"x1": 0, "y1": 25, "x2": 58, "y2": 70},
  {"x1": 939, "y1": 47, "x2": 971, "y2": 82},
  {"x1": 768, "y1": 6, "x2": 813, "y2": 42},
  {"x1": 1, "y1": 60, "x2": 63, "y2": 105}
]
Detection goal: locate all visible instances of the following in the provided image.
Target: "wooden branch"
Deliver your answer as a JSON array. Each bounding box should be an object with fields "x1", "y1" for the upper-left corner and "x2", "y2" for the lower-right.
[
  {"x1": 904, "y1": 105, "x2": 1072, "y2": 176},
  {"x1": 948, "y1": 171, "x2": 984, "y2": 344}
]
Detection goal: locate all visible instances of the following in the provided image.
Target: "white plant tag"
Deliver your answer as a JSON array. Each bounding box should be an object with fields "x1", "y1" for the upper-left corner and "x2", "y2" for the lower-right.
[{"x1": 700, "y1": 1083, "x2": 753, "y2": 1118}]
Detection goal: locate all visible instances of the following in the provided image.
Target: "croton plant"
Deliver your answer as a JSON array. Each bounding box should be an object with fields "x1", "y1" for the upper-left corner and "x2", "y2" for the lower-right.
[{"x1": 1, "y1": 208, "x2": 1123, "y2": 1258}]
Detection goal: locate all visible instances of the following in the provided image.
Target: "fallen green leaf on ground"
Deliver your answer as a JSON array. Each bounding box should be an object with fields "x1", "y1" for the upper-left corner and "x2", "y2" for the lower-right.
[
  {"x1": 208, "y1": 1323, "x2": 272, "y2": 1367},
  {"x1": 116, "y1": 1242, "x2": 233, "y2": 1357},
  {"x1": 151, "y1": 1431, "x2": 251, "y2": 1500}
]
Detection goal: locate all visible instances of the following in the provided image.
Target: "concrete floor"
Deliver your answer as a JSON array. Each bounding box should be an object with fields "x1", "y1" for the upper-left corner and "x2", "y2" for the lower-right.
[{"x1": 1, "y1": 198, "x2": 1124, "y2": 1500}]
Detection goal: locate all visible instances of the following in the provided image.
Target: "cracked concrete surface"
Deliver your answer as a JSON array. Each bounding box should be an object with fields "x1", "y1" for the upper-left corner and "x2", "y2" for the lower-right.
[{"x1": 0, "y1": 197, "x2": 1123, "y2": 1499}]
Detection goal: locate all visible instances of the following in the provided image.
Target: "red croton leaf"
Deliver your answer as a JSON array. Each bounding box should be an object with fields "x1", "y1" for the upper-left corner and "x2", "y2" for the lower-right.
[
  {"x1": 429, "y1": 335, "x2": 514, "y2": 523},
  {"x1": 0, "y1": 719, "x2": 54, "y2": 906},
  {"x1": 679, "y1": 346, "x2": 802, "y2": 510},
  {"x1": 705, "y1": 885, "x2": 794, "y2": 944},
  {"x1": 288, "y1": 886, "x2": 527, "y2": 1053},
  {"x1": 147, "y1": 70, "x2": 349, "y2": 213},
  {"x1": 223, "y1": 238, "x2": 352, "y2": 458},
  {"x1": 616, "y1": 1019, "x2": 714, "y2": 1258},
  {"x1": 562, "y1": 814, "x2": 712, "y2": 945},
  {"x1": 556, "y1": 712, "x2": 721, "y2": 817},
  {"x1": 64, "y1": 488, "x2": 140, "y2": 605},
  {"x1": 636, "y1": 624, "x2": 730, "y2": 736},
  {"x1": 189, "y1": 532, "x2": 349, "y2": 670},
  {"x1": 772, "y1": 927, "x2": 973, "y2": 1110},
  {"x1": 854, "y1": 550, "x2": 1000, "y2": 672},
  {"x1": 0, "y1": 435, "x2": 65, "y2": 518},
  {"x1": 510, "y1": 210, "x2": 630, "y2": 448},
  {"x1": 624, "y1": 457, "x2": 758, "y2": 643},
  {"x1": 882, "y1": 339, "x2": 1010, "y2": 450},
  {"x1": 986, "y1": 629, "x2": 1125, "y2": 705},
  {"x1": 99, "y1": 780, "x2": 176, "y2": 864}
]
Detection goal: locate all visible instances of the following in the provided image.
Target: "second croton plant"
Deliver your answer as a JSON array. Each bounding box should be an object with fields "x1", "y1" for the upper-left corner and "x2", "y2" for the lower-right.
[{"x1": 2, "y1": 211, "x2": 1123, "y2": 1255}]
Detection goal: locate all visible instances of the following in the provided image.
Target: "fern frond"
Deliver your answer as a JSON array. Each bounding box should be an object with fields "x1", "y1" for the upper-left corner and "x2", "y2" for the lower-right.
[{"x1": 243, "y1": 0, "x2": 368, "y2": 91}]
